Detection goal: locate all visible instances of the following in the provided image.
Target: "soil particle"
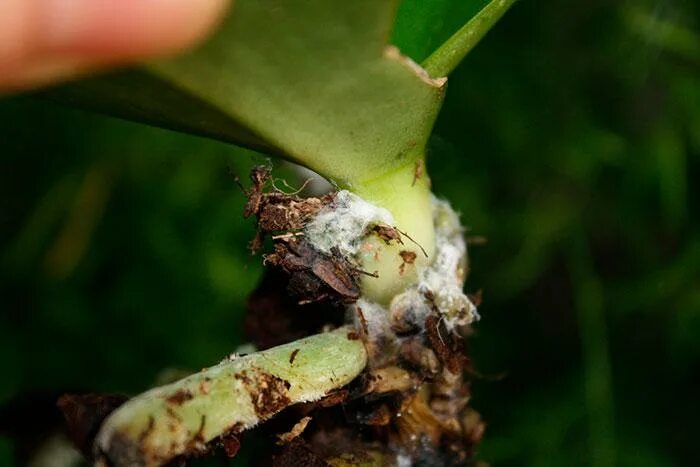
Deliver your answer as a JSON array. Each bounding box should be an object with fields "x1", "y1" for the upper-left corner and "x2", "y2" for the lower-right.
[
  {"x1": 346, "y1": 331, "x2": 360, "y2": 340},
  {"x1": 165, "y1": 389, "x2": 193, "y2": 406}
]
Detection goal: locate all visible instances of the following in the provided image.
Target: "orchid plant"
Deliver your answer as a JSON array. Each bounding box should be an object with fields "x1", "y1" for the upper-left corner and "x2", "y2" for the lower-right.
[{"x1": 57, "y1": 1, "x2": 517, "y2": 465}]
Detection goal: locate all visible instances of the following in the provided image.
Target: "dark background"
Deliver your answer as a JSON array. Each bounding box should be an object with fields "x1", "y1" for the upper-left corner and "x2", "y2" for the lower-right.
[{"x1": 1, "y1": 0, "x2": 698, "y2": 465}]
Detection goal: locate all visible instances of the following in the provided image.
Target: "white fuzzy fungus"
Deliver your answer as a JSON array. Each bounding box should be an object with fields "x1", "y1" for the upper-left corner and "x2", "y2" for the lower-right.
[
  {"x1": 389, "y1": 289, "x2": 432, "y2": 332},
  {"x1": 307, "y1": 190, "x2": 478, "y2": 340},
  {"x1": 416, "y1": 196, "x2": 479, "y2": 328},
  {"x1": 317, "y1": 193, "x2": 480, "y2": 346},
  {"x1": 353, "y1": 298, "x2": 393, "y2": 338},
  {"x1": 304, "y1": 190, "x2": 394, "y2": 257},
  {"x1": 350, "y1": 298, "x2": 398, "y2": 367}
]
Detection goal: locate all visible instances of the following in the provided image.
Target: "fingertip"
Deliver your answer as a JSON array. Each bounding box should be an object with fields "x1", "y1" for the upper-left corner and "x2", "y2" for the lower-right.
[
  {"x1": 0, "y1": 0, "x2": 232, "y2": 91},
  {"x1": 43, "y1": 0, "x2": 232, "y2": 60}
]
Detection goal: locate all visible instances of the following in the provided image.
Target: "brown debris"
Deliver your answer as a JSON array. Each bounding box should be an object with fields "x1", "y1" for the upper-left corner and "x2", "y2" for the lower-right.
[
  {"x1": 372, "y1": 224, "x2": 404, "y2": 245},
  {"x1": 398, "y1": 250, "x2": 417, "y2": 275},
  {"x1": 399, "y1": 250, "x2": 417, "y2": 264},
  {"x1": 236, "y1": 370, "x2": 292, "y2": 420},
  {"x1": 258, "y1": 197, "x2": 326, "y2": 232},
  {"x1": 241, "y1": 165, "x2": 333, "y2": 254},
  {"x1": 264, "y1": 238, "x2": 360, "y2": 304},
  {"x1": 242, "y1": 165, "x2": 272, "y2": 219},
  {"x1": 277, "y1": 416, "x2": 312, "y2": 445},
  {"x1": 424, "y1": 315, "x2": 467, "y2": 374}
]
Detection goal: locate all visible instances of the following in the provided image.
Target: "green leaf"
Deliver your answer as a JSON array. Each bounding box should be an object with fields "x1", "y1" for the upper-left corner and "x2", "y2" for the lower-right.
[{"x1": 51, "y1": 0, "x2": 446, "y2": 188}]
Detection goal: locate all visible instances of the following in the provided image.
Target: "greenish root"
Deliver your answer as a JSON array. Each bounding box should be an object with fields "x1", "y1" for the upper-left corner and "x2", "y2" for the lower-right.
[{"x1": 94, "y1": 327, "x2": 367, "y2": 467}]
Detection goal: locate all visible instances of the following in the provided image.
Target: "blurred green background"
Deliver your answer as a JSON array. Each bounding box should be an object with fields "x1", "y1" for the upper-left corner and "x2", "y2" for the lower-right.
[{"x1": 1, "y1": 0, "x2": 698, "y2": 466}]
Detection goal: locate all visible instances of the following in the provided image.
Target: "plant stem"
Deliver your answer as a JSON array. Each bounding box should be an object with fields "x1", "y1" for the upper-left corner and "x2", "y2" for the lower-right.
[
  {"x1": 422, "y1": 0, "x2": 518, "y2": 78},
  {"x1": 95, "y1": 327, "x2": 367, "y2": 466},
  {"x1": 352, "y1": 158, "x2": 436, "y2": 304}
]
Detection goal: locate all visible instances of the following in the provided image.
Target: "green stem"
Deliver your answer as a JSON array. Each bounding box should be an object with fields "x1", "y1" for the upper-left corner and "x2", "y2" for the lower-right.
[
  {"x1": 95, "y1": 327, "x2": 367, "y2": 466},
  {"x1": 352, "y1": 159, "x2": 435, "y2": 304},
  {"x1": 422, "y1": 0, "x2": 518, "y2": 78}
]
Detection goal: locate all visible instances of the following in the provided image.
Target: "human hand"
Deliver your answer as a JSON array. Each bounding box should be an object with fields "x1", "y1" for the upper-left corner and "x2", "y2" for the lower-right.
[{"x1": 0, "y1": 0, "x2": 230, "y2": 92}]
